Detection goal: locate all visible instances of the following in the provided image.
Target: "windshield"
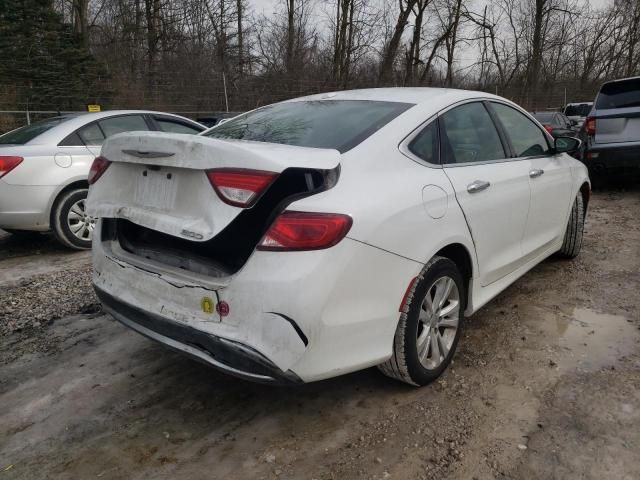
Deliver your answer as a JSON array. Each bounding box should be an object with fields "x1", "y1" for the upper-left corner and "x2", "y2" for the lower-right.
[
  {"x1": 204, "y1": 100, "x2": 413, "y2": 153},
  {"x1": 596, "y1": 79, "x2": 640, "y2": 109},
  {"x1": 564, "y1": 104, "x2": 592, "y2": 117},
  {"x1": 0, "y1": 116, "x2": 72, "y2": 145}
]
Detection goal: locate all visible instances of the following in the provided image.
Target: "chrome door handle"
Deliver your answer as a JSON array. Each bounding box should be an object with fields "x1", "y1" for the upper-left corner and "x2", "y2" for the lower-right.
[
  {"x1": 529, "y1": 169, "x2": 545, "y2": 178},
  {"x1": 467, "y1": 180, "x2": 491, "y2": 193}
]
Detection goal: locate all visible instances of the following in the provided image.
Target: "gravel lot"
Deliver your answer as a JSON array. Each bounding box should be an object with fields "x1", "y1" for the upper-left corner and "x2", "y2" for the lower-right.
[{"x1": 0, "y1": 188, "x2": 639, "y2": 480}]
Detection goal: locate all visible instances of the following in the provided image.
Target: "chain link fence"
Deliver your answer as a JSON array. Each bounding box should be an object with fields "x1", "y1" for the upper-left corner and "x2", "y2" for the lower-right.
[{"x1": 0, "y1": 77, "x2": 600, "y2": 134}]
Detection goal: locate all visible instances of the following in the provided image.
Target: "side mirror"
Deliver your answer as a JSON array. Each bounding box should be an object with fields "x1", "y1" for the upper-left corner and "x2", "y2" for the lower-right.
[{"x1": 555, "y1": 136, "x2": 581, "y2": 154}]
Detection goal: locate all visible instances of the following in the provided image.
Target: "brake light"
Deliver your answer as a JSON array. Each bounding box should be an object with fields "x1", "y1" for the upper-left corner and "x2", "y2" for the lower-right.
[
  {"x1": 88, "y1": 156, "x2": 111, "y2": 185},
  {"x1": 586, "y1": 117, "x2": 596, "y2": 136},
  {"x1": 0, "y1": 156, "x2": 23, "y2": 179},
  {"x1": 207, "y1": 169, "x2": 277, "y2": 207},
  {"x1": 257, "y1": 211, "x2": 352, "y2": 251},
  {"x1": 543, "y1": 125, "x2": 554, "y2": 134}
]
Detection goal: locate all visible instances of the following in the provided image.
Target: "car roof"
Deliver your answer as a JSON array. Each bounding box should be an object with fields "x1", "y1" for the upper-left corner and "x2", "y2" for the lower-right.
[
  {"x1": 601, "y1": 75, "x2": 640, "y2": 87},
  {"x1": 286, "y1": 87, "x2": 504, "y2": 106},
  {"x1": 29, "y1": 110, "x2": 203, "y2": 145}
]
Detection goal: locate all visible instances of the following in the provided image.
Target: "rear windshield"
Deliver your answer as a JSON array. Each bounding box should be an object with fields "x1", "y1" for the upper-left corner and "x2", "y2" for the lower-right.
[
  {"x1": 0, "y1": 116, "x2": 71, "y2": 145},
  {"x1": 564, "y1": 104, "x2": 592, "y2": 117},
  {"x1": 532, "y1": 112, "x2": 554, "y2": 122},
  {"x1": 204, "y1": 100, "x2": 414, "y2": 153},
  {"x1": 596, "y1": 79, "x2": 640, "y2": 109}
]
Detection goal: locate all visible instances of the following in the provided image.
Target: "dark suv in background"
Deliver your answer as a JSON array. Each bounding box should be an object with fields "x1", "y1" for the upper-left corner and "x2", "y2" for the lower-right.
[{"x1": 581, "y1": 77, "x2": 640, "y2": 180}]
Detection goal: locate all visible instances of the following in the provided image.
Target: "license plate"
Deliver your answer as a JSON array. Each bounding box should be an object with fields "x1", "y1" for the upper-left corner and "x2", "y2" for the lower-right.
[{"x1": 134, "y1": 168, "x2": 178, "y2": 210}]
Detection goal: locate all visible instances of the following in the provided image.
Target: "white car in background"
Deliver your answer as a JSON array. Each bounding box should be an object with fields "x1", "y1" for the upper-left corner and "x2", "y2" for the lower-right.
[
  {"x1": 87, "y1": 88, "x2": 590, "y2": 386},
  {"x1": 0, "y1": 111, "x2": 205, "y2": 249}
]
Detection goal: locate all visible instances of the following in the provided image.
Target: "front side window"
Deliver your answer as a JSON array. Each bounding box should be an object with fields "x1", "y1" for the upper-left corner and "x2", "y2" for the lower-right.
[
  {"x1": 205, "y1": 100, "x2": 413, "y2": 153},
  {"x1": 491, "y1": 103, "x2": 551, "y2": 157},
  {"x1": 440, "y1": 102, "x2": 505, "y2": 164}
]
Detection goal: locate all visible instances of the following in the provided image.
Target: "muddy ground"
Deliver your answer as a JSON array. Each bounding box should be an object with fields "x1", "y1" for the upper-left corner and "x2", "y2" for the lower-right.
[{"x1": 1, "y1": 188, "x2": 639, "y2": 480}]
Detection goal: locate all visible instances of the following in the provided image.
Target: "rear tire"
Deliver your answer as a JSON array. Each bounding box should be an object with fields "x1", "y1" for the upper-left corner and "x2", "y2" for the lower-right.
[
  {"x1": 558, "y1": 193, "x2": 584, "y2": 259},
  {"x1": 51, "y1": 188, "x2": 94, "y2": 250},
  {"x1": 378, "y1": 256, "x2": 465, "y2": 386}
]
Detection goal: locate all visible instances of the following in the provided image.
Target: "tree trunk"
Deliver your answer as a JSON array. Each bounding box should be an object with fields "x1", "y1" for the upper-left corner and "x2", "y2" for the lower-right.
[
  {"x1": 286, "y1": 0, "x2": 295, "y2": 77},
  {"x1": 237, "y1": 0, "x2": 244, "y2": 75},
  {"x1": 379, "y1": 0, "x2": 419, "y2": 84}
]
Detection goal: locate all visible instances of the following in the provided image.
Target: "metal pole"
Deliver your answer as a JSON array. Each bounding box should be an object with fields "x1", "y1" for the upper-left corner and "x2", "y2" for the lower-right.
[
  {"x1": 222, "y1": 72, "x2": 229, "y2": 113},
  {"x1": 564, "y1": 87, "x2": 567, "y2": 107}
]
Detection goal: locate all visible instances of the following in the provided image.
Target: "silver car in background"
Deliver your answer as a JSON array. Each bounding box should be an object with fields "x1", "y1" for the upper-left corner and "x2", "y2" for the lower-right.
[
  {"x1": 581, "y1": 76, "x2": 640, "y2": 179},
  {"x1": 0, "y1": 111, "x2": 205, "y2": 249}
]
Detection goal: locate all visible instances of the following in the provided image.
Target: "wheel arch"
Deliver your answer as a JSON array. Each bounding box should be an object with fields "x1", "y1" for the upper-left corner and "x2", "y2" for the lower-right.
[
  {"x1": 47, "y1": 177, "x2": 89, "y2": 226},
  {"x1": 434, "y1": 243, "x2": 474, "y2": 311},
  {"x1": 579, "y1": 181, "x2": 590, "y2": 216}
]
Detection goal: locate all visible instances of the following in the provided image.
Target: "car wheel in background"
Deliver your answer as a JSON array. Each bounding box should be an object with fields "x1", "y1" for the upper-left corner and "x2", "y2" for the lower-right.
[
  {"x1": 558, "y1": 194, "x2": 584, "y2": 259},
  {"x1": 379, "y1": 256, "x2": 465, "y2": 386},
  {"x1": 51, "y1": 188, "x2": 95, "y2": 250}
]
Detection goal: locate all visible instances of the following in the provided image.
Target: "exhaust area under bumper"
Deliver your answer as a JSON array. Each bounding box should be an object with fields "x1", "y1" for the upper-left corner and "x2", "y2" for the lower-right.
[{"x1": 95, "y1": 287, "x2": 303, "y2": 384}]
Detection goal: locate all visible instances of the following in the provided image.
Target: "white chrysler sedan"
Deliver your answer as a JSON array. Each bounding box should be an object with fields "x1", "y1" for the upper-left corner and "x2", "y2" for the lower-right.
[
  {"x1": 0, "y1": 111, "x2": 205, "y2": 249},
  {"x1": 87, "y1": 88, "x2": 589, "y2": 386}
]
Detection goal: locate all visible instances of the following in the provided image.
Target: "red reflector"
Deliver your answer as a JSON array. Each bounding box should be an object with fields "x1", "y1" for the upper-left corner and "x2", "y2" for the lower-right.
[
  {"x1": 0, "y1": 156, "x2": 23, "y2": 179},
  {"x1": 257, "y1": 211, "x2": 352, "y2": 251},
  {"x1": 543, "y1": 125, "x2": 554, "y2": 134},
  {"x1": 207, "y1": 169, "x2": 278, "y2": 207},
  {"x1": 586, "y1": 117, "x2": 596, "y2": 136},
  {"x1": 216, "y1": 301, "x2": 230, "y2": 317},
  {"x1": 88, "y1": 156, "x2": 111, "y2": 185}
]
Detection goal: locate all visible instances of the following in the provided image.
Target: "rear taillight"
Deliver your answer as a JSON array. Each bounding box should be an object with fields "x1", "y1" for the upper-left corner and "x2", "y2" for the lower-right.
[
  {"x1": 257, "y1": 211, "x2": 352, "y2": 251},
  {"x1": 0, "y1": 156, "x2": 23, "y2": 179},
  {"x1": 543, "y1": 125, "x2": 554, "y2": 134},
  {"x1": 88, "y1": 156, "x2": 111, "y2": 185},
  {"x1": 586, "y1": 117, "x2": 596, "y2": 136},
  {"x1": 207, "y1": 169, "x2": 277, "y2": 207}
]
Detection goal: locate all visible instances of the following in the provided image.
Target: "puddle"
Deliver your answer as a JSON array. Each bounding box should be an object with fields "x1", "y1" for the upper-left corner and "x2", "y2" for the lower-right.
[{"x1": 531, "y1": 307, "x2": 639, "y2": 371}]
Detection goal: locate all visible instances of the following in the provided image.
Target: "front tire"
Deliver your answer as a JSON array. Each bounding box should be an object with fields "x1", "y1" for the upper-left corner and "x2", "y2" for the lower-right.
[
  {"x1": 379, "y1": 256, "x2": 465, "y2": 386},
  {"x1": 558, "y1": 193, "x2": 584, "y2": 259},
  {"x1": 51, "y1": 188, "x2": 95, "y2": 250}
]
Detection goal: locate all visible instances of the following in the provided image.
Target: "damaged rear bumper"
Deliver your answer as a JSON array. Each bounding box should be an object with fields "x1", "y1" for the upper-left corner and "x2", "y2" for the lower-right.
[{"x1": 96, "y1": 287, "x2": 302, "y2": 384}]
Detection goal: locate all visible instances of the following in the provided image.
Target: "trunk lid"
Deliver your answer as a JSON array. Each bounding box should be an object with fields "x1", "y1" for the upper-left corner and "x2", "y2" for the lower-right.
[
  {"x1": 593, "y1": 108, "x2": 640, "y2": 144},
  {"x1": 87, "y1": 132, "x2": 340, "y2": 242},
  {"x1": 594, "y1": 78, "x2": 640, "y2": 144}
]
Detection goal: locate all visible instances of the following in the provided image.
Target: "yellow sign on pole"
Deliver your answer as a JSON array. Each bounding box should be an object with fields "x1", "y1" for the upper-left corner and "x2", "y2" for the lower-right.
[{"x1": 87, "y1": 104, "x2": 101, "y2": 113}]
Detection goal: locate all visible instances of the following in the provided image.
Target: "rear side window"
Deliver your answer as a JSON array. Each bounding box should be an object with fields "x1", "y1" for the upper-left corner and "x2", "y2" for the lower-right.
[
  {"x1": 78, "y1": 123, "x2": 105, "y2": 146},
  {"x1": 408, "y1": 120, "x2": 439, "y2": 164},
  {"x1": 596, "y1": 79, "x2": 640, "y2": 109},
  {"x1": 155, "y1": 117, "x2": 202, "y2": 134},
  {"x1": 491, "y1": 103, "x2": 551, "y2": 157},
  {"x1": 98, "y1": 115, "x2": 149, "y2": 137},
  {"x1": 440, "y1": 102, "x2": 505, "y2": 164},
  {"x1": 205, "y1": 100, "x2": 414, "y2": 153}
]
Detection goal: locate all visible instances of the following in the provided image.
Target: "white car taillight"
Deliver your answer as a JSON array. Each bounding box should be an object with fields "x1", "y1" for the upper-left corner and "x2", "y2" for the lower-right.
[
  {"x1": 206, "y1": 169, "x2": 278, "y2": 207},
  {"x1": 257, "y1": 211, "x2": 352, "y2": 251},
  {"x1": 0, "y1": 156, "x2": 23, "y2": 179}
]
